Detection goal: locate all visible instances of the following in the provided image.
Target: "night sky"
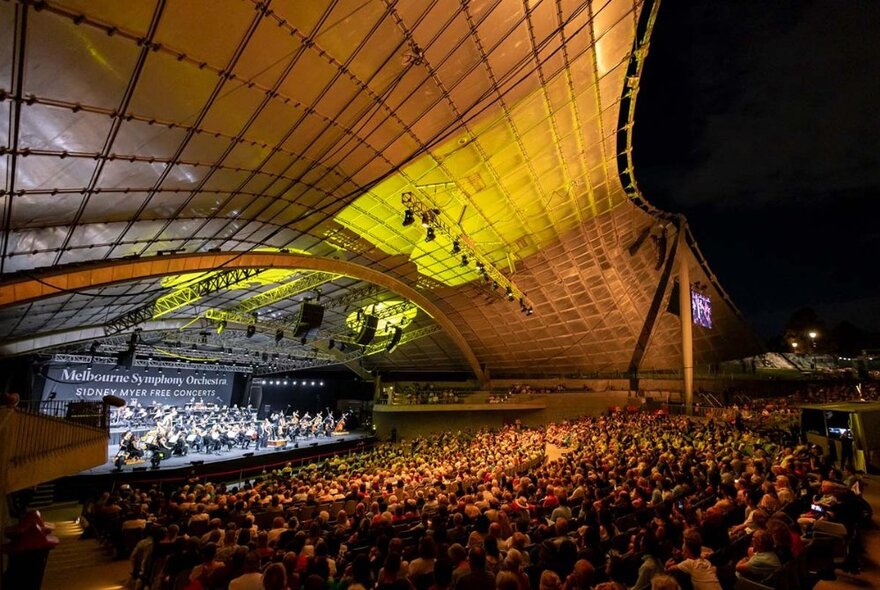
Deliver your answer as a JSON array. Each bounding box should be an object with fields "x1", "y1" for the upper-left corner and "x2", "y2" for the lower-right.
[{"x1": 632, "y1": 1, "x2": 880, "y2": 338}]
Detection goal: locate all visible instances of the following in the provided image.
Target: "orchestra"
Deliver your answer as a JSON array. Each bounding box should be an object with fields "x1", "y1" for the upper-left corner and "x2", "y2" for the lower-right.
[{"x1": 113, "y1": 400, "x2": 351, "y2": 467}]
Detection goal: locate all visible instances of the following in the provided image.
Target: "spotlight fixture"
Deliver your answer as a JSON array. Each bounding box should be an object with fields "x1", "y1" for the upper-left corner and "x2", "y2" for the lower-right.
[
  {"x1": 275, "y1": 329, "x2": 283, "y2": 343},
  {"x1": 402, "y1": 208, "x2": 415, "y2": 226},
  {"x1": 425, "y1": 227, "x2": 436, "y2": 242},
  {"x1": 421, "y1": 213, "x2": 431, "y2": 228},
  {"x1": 506, "y1": 286, "x2": 515, "y2": 301},
  {"x1": 451, "y1": 240, "x2": 461, "y2": 254},
  {"x1": 460, "y1": 254, "x2": 468, "y2": 267},
  {"x1": 216, "y1": 320, "x2": 227, "y2": 334},
  {"x1": 526, "y1": 306, "x2": 534, "y2": 316},
  {"x1": 492, "y1": 280, "x2": 499, "y2": 291}
]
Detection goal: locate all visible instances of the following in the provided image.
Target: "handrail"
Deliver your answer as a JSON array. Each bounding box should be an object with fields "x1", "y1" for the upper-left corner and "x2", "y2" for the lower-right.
[
  {"x1": 7, "y1": 409, "x2": 108, "y2": 467},
  {"x1": 15, "y1": 398, "x2": 110, "y2": 431}
]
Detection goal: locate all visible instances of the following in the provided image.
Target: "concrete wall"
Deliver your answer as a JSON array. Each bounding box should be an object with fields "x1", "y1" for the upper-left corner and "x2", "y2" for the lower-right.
[{"x1": 373, "y1": 391, "x2": 632, "y2": 440}]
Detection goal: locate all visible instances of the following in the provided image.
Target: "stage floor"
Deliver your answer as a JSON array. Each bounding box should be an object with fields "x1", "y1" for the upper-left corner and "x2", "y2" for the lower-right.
[{"x1": 78, "y1": 431, "x2": 373, "y2": 476}]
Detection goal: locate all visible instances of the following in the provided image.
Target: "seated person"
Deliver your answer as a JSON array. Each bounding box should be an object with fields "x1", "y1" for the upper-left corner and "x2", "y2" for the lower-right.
[
  {"x1": 665, "y1": 530, "x2": 723, "y2": 590},
  {"x1": 736, "y1": 530, "x2": 781, "y2": 583}
]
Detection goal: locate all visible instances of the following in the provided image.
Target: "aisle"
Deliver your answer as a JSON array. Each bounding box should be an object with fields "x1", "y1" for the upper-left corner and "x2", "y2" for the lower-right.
[{"x1": 40, "y1": 504, "x2": 129, "y2": 590}]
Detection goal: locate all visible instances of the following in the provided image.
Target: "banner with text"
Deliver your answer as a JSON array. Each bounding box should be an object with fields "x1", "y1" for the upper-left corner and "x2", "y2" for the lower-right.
[{"x1": 41, "y1": 363, "x2": 234, "y2": 406}]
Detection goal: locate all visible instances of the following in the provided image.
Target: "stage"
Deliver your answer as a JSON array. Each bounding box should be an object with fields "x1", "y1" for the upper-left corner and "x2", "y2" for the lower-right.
[{"x1": 53, "y1": 431, "x2": 376, "y2": 501}]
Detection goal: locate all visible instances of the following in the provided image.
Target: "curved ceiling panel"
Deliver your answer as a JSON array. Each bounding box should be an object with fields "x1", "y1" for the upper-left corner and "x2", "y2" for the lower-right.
[{"x1": 0, "y1": 0, "x2": 757, "y2": 377}]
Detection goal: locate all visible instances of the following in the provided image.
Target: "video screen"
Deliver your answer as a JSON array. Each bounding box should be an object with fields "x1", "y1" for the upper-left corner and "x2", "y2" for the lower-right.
[{"x1": 691, "y1": 290, "x2": 713, "y2": 329}]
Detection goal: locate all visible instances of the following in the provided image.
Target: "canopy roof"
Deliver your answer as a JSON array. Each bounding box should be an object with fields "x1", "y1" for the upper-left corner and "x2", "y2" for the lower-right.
[{"x1": 0, "y1": 0, "x2": 757, "y2": 378}]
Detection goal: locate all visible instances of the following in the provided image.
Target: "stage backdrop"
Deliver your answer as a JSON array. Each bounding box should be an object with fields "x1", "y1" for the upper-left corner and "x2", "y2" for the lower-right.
[{"x1": 40, "y1": 362, "x2": 235, "y2": 406}]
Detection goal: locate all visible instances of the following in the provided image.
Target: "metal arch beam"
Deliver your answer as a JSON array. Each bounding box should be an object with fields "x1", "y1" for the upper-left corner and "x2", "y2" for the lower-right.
[{"x1": 0, "y1": 252, "x2": 487, "y2": 381}]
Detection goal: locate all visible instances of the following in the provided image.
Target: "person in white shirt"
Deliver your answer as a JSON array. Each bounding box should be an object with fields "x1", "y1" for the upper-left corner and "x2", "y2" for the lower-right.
[
  {"x1": 666, "y1": 531, "x2": 723, "y2": 590},
  {"x1": 229, "y1": 552, "x2": 263, "y2": 590}
]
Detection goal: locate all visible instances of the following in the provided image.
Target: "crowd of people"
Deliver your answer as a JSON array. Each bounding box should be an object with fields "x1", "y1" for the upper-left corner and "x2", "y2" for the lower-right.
[
  {"x1": 74, "y1": 404, "x2": 873, "y2": 590},
  {"x1": 508, "y1": 385, "x2": 570, "y2": 396},
  {"x1": 391, "y1": 386, "x2": 464, "y2": 405}
]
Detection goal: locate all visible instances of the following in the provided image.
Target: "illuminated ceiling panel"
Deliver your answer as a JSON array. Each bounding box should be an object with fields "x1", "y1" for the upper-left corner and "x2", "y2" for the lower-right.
[{"x1": 0, "y1": 0, "x2": 758, "y2": 375}]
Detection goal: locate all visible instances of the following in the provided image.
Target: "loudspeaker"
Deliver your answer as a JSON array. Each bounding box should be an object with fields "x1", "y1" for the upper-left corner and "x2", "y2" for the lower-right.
[
  {"x1": 190, "y1": 460, "x2": 204, "y2": 466},
  {"x1": 116, "y1": 348, "x2": 135, "y2": 369},
  {"x1": 386, "y1": 327, "x2": 403, "y2": 353},
  {"x1": 249, "y1": 384, "x2": 263, "y2": 411},
  {"x1": 354, "y1": 314, "x2": 378, "y2": 345},
  {"x1": 243, "y1": 452, "x2": 254, "y2": 458},
  {"x1": 293, "y1": 302, "x2": 325, "y2": 338}
]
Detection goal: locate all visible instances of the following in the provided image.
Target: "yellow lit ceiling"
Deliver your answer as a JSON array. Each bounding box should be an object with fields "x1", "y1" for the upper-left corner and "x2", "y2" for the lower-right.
[{"x1": 0, "y1": 0, "x2": 758, "y2": 376}]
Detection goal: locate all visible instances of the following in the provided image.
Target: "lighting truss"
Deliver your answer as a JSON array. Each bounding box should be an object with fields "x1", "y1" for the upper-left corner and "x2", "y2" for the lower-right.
[
  {"x1": 103, "y1": 268, "x2": 263, "y2": 335},
  {"x1": 230, "y1": 271, "x2": 338, "y2": 313},
  {"x1": 401, "y1": 191, "x2": 532, "y2": 309},
  {"x1": 156, "y1": 332, "x2": 335, "y2": 361},
  {"x1": 50, "y1": 354, "x2": 252, "y2": 373},
  {"x1": 252, "y1": 324, "x2": 442, "y2": 375},
  {"x1": 323, "y1": 284, "x2": 382, "y2": 309}
]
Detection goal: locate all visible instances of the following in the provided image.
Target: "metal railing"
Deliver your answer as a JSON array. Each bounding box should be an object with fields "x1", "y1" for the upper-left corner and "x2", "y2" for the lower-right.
[
  {"x1": 6, "y1": 399, "x2": 110, "y2": 468},
  {"x1": 14, "y1": 398, "x2": 110, "y2": 430}
]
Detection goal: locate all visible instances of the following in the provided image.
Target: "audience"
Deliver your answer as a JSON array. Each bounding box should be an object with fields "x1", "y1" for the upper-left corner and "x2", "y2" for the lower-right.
[{"x1": 78, "y1": 403, "x2": 871, "y2": 590}]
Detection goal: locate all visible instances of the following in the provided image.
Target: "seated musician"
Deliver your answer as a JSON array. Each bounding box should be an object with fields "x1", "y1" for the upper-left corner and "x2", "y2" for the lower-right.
[{"x1": 120, "y1": 430, "x2": 144, "y2": 459}]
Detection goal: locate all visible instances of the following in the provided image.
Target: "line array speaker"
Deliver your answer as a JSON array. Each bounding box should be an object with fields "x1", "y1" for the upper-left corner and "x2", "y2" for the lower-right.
[
  {"x1": 355, "y1": 314, "x2": 378, "y2": 345},
  {"x1": 293, "y1": 302, "x2": 325, "y2": 338}
]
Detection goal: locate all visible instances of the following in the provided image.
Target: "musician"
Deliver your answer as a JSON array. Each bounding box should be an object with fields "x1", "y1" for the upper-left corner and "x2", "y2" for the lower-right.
[
  {"x1": 120, "y1": 430, "x2": 144, "y2": 460},
  {"x1": 258, "y1": 418, "x2": 272, "y2": 450},
  {"x1": 208, "y1": 424, "x2": 223, "y2": 454},
  {"x1": 168, "y1": 427, "x2": 187, "y2": 456}
]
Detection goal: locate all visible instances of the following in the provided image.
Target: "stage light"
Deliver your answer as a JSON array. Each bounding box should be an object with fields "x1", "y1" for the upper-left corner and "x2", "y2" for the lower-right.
[
  {"x1": 451, "y1": 240, "x2": 461, "y2": 254},
  {"x1": 292, "y1": 380, "x2": 297, "y2": 385},
  {"x1": 421, "y1": 213, "x2": 431, "y2": 228},
  {"x1": 216, "y1": 320, "x2": 227, "y2": 334},
  {"x1": 506, "y1": 286, "x2": 515, "y2": 301},
  {"x1": 492, "y1": 280, "x2": 499, "y2": 291},
  {"x1": 425, "y1": 227, "x2": 435, "y2": 242},
  {"x1": 402, "y1": 208, "x2": 415, "y2": 226},
  {"x1": 526, "y1": 306, "x2": 534, "y2": 316},
  {"x1": 311, "y1": 381, "x2": 316, "y2": 386},
  {"x1": 275, "y1": 329, "x2": 283, "y2": 342},
  {"x1": 460, "y1": 254, "x2": 468, "y2": 267},
  {"x1": 283, "y1": 380, "x2": 288, "y2": 386},
  {"x1": 320, "y1": 381, "x2": 324, "y2": 386}
]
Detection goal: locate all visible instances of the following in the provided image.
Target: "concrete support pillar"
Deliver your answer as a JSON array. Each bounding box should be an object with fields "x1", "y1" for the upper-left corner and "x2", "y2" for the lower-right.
[
  {"x1": 372, "y1": 374, "x2": 382, "y2": 404},
  {"x1": 678, "y1": 225, "x2": 694, "y2": 415}
]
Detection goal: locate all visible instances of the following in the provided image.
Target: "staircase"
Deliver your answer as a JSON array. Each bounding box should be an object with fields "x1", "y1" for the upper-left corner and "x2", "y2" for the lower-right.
[{"x1": 41, "y1": 511, "x2": 124, "y2": 590}]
